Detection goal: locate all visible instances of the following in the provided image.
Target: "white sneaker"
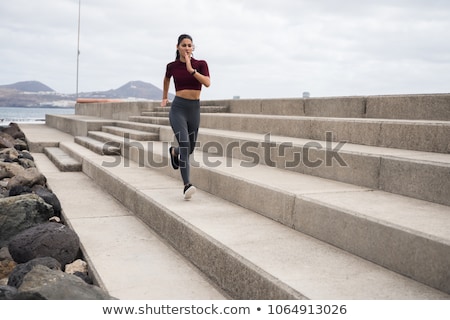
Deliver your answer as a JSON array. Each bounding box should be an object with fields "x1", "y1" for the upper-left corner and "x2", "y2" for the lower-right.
[{"x1": 183, "y1": 184, "x2": 196, "y2": 200}]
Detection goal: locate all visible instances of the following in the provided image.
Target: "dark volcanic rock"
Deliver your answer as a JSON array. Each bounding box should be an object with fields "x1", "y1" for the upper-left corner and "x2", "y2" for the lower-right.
[
  {"x1": 0, "y1": 194, "x2": 54, "y2": 247},
  {"x1": 32, "y1": 185, "x2": 62, "y2": 216},
  {"x1": 0, "y1": 285, "x2": 18, "y2": 300},
  {"x1": 8, "y1": 222, "x2": 80, "y2": 266},
  {"x1": 7, "y1": 257, "x2": 61, "y2": 288},
  {"x1": 18, "y1": 265, "x2": 115, "y2": 300}
]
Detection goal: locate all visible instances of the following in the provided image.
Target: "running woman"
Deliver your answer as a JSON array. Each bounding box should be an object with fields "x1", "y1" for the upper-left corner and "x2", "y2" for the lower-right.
[{"x1": 161, "y1": 34, "x2": 210, "y2": 200}]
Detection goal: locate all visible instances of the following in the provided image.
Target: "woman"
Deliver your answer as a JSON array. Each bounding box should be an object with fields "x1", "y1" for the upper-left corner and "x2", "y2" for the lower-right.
[{"x1": 161, "y1": 34, "x2": 211, "y2": 200}]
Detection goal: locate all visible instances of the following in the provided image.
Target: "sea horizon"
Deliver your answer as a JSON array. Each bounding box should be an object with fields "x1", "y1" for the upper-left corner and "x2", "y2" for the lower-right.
[{"x1": 0, "y1": 106, "x2": 75, "y2": 125}]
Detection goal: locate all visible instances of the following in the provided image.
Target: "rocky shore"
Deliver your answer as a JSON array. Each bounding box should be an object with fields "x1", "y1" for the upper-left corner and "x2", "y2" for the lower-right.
[{"x1": 0, "y1": 123, "x2": 115, "y2": 300}]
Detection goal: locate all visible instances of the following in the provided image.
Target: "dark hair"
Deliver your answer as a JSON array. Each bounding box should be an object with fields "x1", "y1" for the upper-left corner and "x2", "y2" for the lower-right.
[{"x1": 176, "y1": 34, "x2": 193, "y2": 60}]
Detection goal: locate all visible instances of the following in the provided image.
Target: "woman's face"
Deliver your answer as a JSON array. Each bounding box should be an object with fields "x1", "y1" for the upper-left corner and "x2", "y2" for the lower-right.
[{"x1": 177, "y1": 38, "x2": 194, "y2": 57}]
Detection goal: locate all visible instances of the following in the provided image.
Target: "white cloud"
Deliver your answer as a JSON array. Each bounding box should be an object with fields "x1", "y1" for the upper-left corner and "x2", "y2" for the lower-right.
[{"x1": 0, "y1": 0, "x2": 449, "y2": 99}]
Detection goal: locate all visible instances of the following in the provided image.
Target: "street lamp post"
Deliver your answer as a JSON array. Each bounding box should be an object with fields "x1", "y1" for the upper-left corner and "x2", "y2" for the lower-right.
[{"x1": 76, "y1": 0, "x2": 81, "y2": 99}]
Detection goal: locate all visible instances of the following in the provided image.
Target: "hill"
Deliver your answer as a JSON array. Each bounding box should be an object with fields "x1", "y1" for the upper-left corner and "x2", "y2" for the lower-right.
[
  {"x1": 0, "y1": 80, "x2": 172, "y2": 108},
  {"x1": 79, "y1": 80, "x2": 173, "y2": 100},
  {"x1": 0, "y1": 81, "x2": 55, "y2": 93}
]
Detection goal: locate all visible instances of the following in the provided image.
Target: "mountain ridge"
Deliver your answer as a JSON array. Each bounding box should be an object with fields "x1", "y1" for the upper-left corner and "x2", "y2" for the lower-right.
[
  {"x1": 0, "y1": 80, "x2": 172, "y2": 108},
  {"x1": 0, "y1": 81, "x2": 55, "y2": 93}
]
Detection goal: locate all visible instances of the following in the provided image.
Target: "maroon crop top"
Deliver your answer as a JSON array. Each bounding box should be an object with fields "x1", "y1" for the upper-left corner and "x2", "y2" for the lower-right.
[{"x1": 165, "y1": 58, "x2": 210, "y2": 91}]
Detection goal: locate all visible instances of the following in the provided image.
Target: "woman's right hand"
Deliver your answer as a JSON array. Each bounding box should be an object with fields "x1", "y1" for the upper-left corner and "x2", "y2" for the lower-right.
[{"x1": 161, "y1": 99, "x2": 168, "y2": 107}]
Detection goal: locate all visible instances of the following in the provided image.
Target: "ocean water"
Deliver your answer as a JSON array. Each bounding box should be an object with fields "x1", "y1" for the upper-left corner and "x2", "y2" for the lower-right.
[{"x1": 0, "y1": 107, "x2": 74, "y2": 125}]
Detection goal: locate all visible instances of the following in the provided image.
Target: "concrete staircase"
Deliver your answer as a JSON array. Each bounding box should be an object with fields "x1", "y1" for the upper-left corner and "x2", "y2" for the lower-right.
[{"x1": 30, "y1": 95, "x2": 450, "y2": 299}]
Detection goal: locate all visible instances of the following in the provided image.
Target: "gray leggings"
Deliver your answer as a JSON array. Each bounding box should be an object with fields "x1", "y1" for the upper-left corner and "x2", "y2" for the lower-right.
[{"x1": 169, "y1": 96, "x2": 200, "y2": 185}]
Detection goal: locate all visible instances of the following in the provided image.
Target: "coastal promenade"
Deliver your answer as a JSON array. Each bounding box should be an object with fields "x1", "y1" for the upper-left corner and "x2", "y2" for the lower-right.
[{"x1": 18, "y1": 94, "x2": 450, "y2": 299}]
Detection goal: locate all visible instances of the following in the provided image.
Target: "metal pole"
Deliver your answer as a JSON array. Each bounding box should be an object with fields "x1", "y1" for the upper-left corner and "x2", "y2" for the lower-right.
[{"x1": 76, "y1": 0, "x2": 81, "y2": 99}]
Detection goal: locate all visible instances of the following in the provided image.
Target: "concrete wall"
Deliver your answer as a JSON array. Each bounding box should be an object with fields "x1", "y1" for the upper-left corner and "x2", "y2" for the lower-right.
[
  {"x1": 74, "y1": 94, "x2": 450, "y2": 121},
  {"x1": 203, "y1": 94, "x2": 450, "y2": 120},
  {"x1": 75, "y1": 101, "x2": 159, "y2": 120}
]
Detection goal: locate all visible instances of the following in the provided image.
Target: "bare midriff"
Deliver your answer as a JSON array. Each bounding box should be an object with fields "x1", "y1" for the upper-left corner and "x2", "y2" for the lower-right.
[{"x1": 176, "y1": 89, "x2": 201, "y2": 100}]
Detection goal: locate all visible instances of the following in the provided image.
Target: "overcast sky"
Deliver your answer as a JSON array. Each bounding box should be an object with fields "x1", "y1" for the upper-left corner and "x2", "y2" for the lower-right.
[{"x1": 1, "y1": 0, "x2": 449, "y2": 100}]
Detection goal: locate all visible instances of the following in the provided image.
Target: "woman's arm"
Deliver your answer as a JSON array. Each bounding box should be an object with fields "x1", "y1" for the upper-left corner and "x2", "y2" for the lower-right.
[
  {"x1": 192, "y1": 70, "x2": 211, "y2": 87},
  {"x1": 161, "y1": 76, "x2": 170, "y2": 107},
  {"x1": 184, "y1": 52, "x2": 211, "y2": 88}
]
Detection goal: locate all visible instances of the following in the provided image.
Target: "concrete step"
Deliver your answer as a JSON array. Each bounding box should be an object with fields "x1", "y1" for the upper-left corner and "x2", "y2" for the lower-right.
[
  {"x1": 43, "y1": 147, "x2": 82, "y2": 172},
  {"x1": 199, "y1": 113, "x2": 450, "y2": 153},
  {"x1": 87, "y1": 131, "x2": 123, "y2": 146},
  {"x1": 149, "y1": 105, "x2": 229, "y2": 114},
  {"x1": 113, "y1": 139, "x2": 450, "y2": 295},
  {"x1": 193, "y1": 127, "x2": 450, "y2": 206},
  {"x1": 113, "y1": 120, "x2": 160, "y2": 134},
  {"x1": 74, "y1": 136, "x2": 121, "y2": 155},
  {"x1": 140, "y1": 111, "x2": 169, "y2": 117},
  {"x1": 129, "y1": 116, "x2": 170, "y2": 126},
  {"x1": 56, "y1": 139, "x2": 450, "y2": 299},
  {"x1": 101, "y1": 126, "x2": 159, "y2": 141},
  {"x1": 138, "y1": 106, "x2": 230, "y2": 120},
  {"x1": 30, "y1": 153, "x2": 227, "y2": 300}
]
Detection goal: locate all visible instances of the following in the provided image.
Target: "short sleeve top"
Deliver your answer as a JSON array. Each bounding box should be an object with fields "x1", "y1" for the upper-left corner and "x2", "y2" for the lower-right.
[{"x1": 165, "y1": 58, "x2": 210, "y2": 91}]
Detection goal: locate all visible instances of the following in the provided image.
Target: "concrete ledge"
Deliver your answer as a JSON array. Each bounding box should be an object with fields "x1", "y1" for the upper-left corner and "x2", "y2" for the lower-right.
[
  {"x1": 199, "y1": 114, "x2": 450, "y2": 153},
  {"x1": 70, "y1": 94, "x2": 450, "y2": 121},
  {"x1": 43, "y1": 147, "x2": 82, "y2": 172},
  {"x1": 46, "y1": 114, "x2": 116, "y2": 137},
  {"x1": 74, "y1": 136, "x2": 120, "y2": 155},
  {"x1": 19, "y1": 123, "x2": 74, "y2": 153},
  {"x1": 195, "y1": 129, "x2": 450, "y2": 206},
  {"x1": 226, "y1": 98, "x2": 305, "y2": 115},
  {"x1": 114, "y1": 121, "x2": 160, "y2": 134},
  {"x1": 304, "y1": 97, "x2": 365, "y2": 118},
  {"x1": 128, "y1": 115, "x2": 170, "y2": 126},
  {"x1": 101, "y1": 126, "x2": 159, "y2": 141},
  {"x1": 294, "y1": 192, "x2": 450, "y2": 294},
  {"x1": 379, "y1": 157, "x2": 450, "y2": 206},
  {"x1": 366, "y1": 94, "x2": 450, "y2": 120},
  {"x1": 75, "y1": 101, "x2": 158, "y2": 121}
]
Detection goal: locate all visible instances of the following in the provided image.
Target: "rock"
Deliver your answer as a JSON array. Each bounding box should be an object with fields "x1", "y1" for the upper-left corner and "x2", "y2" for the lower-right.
[
  {"x1": 73, "y1": 271, "x2": 94, "y2": 285},
  {"x1": 65, "y1": 259, "x2": 88, "y2": 275},
  {"x1": 0, "y1": 147, "x2": 19, "y2": 161},
  {"x1": 7, "y1": 167, "x2": 46, "y2": 190},
  {"x1": 0, "y1": 161, "x2": 24, "y2": 179},
  {"x1": 0, "y1": 247, "x2": 12, "y2": 260},
  {"x1": 0, "y1": 285, "x2": 18, "y2": 300},
  {"x1": 7, "y1": 257, "x2": 61, "y2": 288},
  {"x1": 32, "y1": 185, "x2": 62, "y2": 216},
  {"x1": 49, "y1": 216, "x2": 61, "y2": 223},
  {"x1": 0, "y1": 124, "x2": 110, "y2": 300},
  {"x1": 0, "y1": 259, "x2": 16, "y2": 280},
  {"x1": 13, "y1": 139, "x2": 28, "y2": 151},
  {"x1": 17, "y1": 158, "x2": 36, "y2": 169},
  {"x1": 0, "y1": 132, "x2": 15, "y2": 149},
  {"x1": 8, "y1": 185, "x2": 32, "y2": 196},
  {"x1": 10, "y1": 290, "x2": 46, "y2": 299},
  {"x1": 0, "y1": 194, "x2": 54, "y2": 247},
  {"x1": 65, "y1": 259, "x2": 93, "y2": 284},
  {"x1": 19, "y1": 150, "x2": 34, "y2": 161},
  {"x1": 8, "y1": 222, "x2": 80, "y2": 266},
  {"x1": 0, "y1": 123, "x2": 25, "y2": 140},
  {"x1": 18, "y1": 265, "x2": 115, "y2": 300},
  {"x1": 0, "y1": 247, "x2": 15, "y2": 280}
]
